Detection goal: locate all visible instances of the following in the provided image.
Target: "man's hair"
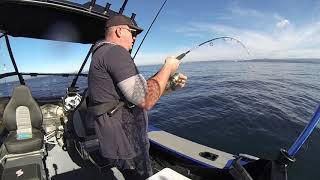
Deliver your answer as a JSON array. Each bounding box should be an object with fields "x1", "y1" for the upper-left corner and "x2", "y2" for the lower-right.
[
  {"x1": 105, "y1": 27, "x2": 113, "y2": 37},
  {"x1": 104, "y1": 25, "x2": 128, "y2": 38}
]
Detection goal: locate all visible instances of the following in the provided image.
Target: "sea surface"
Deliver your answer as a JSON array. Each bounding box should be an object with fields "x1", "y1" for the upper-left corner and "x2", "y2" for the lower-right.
[{"x1": 1, "y1": 60, "x2": 320, "y2": 180}]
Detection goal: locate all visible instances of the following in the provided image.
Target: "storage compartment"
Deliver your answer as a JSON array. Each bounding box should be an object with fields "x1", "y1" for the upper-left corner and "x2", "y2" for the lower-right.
[{"x1": 2, "y1": 163, "x2": 41, "y2": 180}]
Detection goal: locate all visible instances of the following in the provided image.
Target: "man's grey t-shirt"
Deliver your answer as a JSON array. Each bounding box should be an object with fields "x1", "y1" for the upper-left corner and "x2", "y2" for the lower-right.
[{"x1": 88, "y1": 43, "x2": 149, "y2": 159}]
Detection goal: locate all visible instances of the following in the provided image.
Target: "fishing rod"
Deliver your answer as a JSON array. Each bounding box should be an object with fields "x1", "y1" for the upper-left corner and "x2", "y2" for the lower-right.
[
  {"x1": 175, "y1": 36, "x2": 250, "y2": 60},
  {"x1": 133, "y1": 0, "x2": 168, "y2": 60},
  {"x1": 287, "y1": 104, "x2": 320, "y2": 158},
  {"x1": 273, "y1": 104, "x2": 320, "y2": 172}
]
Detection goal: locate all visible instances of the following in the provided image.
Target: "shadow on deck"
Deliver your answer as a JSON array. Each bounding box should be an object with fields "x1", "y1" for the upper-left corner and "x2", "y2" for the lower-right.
[{"x1": 51, "y1": 167, "x2": 120, "y2": 180}]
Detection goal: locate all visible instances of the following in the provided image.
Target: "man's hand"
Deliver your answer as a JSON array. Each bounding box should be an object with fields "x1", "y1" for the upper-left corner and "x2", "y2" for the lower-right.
[
  {"x1": 164, "y1": 56, "x2": 180, "y2": 75},
  {"x1": 139, "y1": 56, "x2": 183, "y2": 110}
]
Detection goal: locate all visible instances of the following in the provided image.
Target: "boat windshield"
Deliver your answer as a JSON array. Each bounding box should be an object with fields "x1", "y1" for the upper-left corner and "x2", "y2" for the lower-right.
[{"x1": 0, "y1": 37, "x2": 91, "y2": 98}]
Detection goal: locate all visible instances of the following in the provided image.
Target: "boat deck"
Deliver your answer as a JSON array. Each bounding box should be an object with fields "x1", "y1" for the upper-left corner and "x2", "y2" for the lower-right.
[
  {"x1": 46, "y1": 139, "x2": 124, "y2": 180},
  {"x1": 46, "y1": 127, "x2": 237, "y2": 179}
]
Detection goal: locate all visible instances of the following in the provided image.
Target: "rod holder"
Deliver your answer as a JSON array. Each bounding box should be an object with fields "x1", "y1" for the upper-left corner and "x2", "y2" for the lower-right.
[
  {"x1": 131, "y1": 13, "x2": 136, "y2": 21},
  {"x1": 277, "y1": 149, "x2": 296, "y2": 165},
  {"x1": 89, "y1": 0, "x2": 96, "y2": 11},
  {"x1": 119, "y1": 0, "x2": 128, "y2": 14},
  {"x1": 103, "y1": 3, "x2": 111, "y2": 15}
]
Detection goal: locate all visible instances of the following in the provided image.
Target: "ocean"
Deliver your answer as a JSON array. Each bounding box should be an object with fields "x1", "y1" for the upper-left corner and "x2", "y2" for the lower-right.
[{"x1": 1, "y1": 60, "x2": 320, "y2": 180}]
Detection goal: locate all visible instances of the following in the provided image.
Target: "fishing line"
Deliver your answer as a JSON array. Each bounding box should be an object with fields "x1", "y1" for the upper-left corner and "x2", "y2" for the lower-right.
[
  {"x1": 175, "y1": 36, "x2": 250, "y2": 60},
  {"x1": 133, "y1": 0, "x2": 168, "y2": 60}
]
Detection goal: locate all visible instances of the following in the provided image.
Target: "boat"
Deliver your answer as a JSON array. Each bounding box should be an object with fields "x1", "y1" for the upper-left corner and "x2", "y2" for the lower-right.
[{"x1": 0, "y1": 0, "x2": 319, "y2": 179}]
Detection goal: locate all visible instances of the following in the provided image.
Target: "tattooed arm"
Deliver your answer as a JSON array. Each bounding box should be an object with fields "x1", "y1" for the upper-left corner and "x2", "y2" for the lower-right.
[{"x1": 138, "y1": 57, "x2": 180, "y2": 110}]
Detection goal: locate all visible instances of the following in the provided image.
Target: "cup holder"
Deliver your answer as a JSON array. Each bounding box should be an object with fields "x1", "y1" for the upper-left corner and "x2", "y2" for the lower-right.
[{"x1": 199, "y1": 151, "x2": 218, "y2": 161}]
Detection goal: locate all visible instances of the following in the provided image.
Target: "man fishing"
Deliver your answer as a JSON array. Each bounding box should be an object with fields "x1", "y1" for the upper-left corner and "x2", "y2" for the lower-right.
[{"x1": 88, "y1": 14, "x2": 187, "y2": 179}]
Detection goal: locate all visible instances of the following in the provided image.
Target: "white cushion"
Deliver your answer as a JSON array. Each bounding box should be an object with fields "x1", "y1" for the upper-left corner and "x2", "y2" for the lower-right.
[{"x1": 146, "y1": 168, "x2": 191, "y2": 180}]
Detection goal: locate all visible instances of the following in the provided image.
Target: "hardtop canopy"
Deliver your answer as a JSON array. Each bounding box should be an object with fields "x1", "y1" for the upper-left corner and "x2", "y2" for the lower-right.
[{"x1": 0, "y1": 0, "x2": 140, "y2": 44}]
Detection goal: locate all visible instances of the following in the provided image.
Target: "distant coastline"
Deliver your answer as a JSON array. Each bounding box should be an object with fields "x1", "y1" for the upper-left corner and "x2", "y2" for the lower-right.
[
  {"x1": 240, "y1": 58, "x2": 320, "y2": 63},
  {"x1": 168, "y1": 58, "x2": 320, "y2": 65}
]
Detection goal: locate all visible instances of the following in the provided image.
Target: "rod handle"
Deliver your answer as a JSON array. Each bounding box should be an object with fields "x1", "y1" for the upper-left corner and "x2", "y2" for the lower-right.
[{"x1": 176, "y1": 52, "x2": 186, "y2": 60}]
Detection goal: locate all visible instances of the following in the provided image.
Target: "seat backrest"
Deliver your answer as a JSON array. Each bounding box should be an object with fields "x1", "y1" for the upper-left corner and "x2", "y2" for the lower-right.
[{"x1": 3, "y1": 85, "x2": 43, "y2": 132}]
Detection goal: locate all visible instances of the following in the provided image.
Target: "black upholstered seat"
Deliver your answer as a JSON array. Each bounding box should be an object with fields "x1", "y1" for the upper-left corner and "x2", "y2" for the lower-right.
[
  {"x1": 3, "y1": 85, "x2": 44, "y2": 154},
  {"x1": 4, "y1": 129, "x2": 43, "y2": 154}
]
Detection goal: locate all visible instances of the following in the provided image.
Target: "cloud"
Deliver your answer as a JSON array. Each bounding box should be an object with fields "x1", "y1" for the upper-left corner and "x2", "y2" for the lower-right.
[
  {"x1": 276, "y1": 19, "x2": 290, "y2": 28},
  {"x1": 228, "y1": 2, "x2": 266, "y2": 19},
  {"x1": 274, "y1": 15, "x2": 291, "y2": 29},
  {"x1": 134, "y1": 5, "x2": 320, "y2": 65}
]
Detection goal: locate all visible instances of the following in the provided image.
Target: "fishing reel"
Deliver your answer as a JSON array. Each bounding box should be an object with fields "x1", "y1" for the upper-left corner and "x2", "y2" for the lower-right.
[
  {"x1": 166, "y1": 72, "x2": 180, "y2": 91},
  {"x1": 62, "y1": 86, "x2": 82, "y2": 112}
]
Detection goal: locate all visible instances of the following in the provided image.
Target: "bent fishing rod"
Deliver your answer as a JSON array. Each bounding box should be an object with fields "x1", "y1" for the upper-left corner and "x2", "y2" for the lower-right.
[
  {"x1": 167, "y1": 36, "x2": 250, "y2": 88},
  {"x1": 175, "y1": 36, "x2": 250, "y2": 60}
]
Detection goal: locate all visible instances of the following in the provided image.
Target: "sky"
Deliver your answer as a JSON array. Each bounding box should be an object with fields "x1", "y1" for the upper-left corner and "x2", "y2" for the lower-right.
[{"x1": 1, "y1": 0, "x2": 320, "y2": 73}]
